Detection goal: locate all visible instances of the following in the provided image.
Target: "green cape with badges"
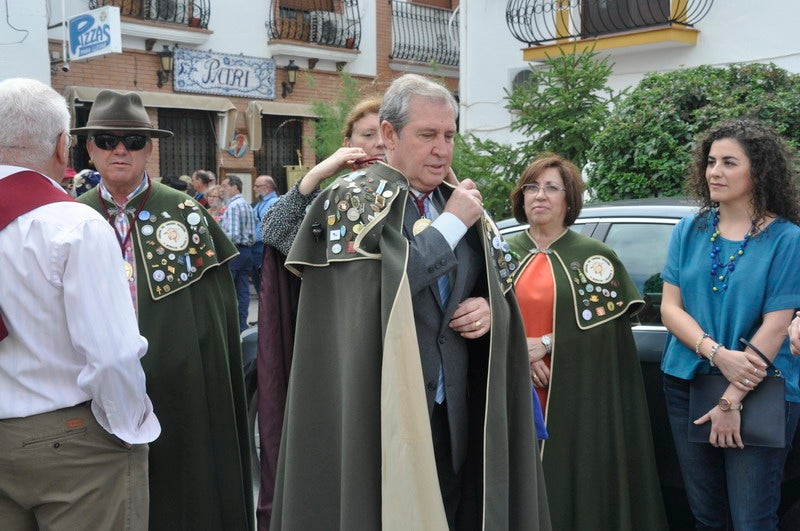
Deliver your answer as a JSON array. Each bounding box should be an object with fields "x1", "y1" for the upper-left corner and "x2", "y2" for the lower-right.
[
  {"x1": 272, "y1": 163, "x2": 550, "y2": 530},
  {"x1": 80, "y1": 181, "x2": 254, "y2": 531},
  {"x1": 508, "y1": 229, "x2": 667, "y2": 531}
]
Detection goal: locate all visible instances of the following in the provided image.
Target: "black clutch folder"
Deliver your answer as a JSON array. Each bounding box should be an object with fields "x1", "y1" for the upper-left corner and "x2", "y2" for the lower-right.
[{"x1": 688, "y1": 338, "x2": 786, "y2": 448}]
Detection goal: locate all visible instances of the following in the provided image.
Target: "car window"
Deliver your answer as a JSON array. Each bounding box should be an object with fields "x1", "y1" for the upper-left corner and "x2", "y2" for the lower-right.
[{"x1": 602, "y1": 222, "x2": 675, "y2": 326}]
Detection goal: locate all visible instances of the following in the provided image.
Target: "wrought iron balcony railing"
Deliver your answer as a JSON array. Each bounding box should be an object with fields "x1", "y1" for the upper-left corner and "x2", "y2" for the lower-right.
[
  {"x1": 90, "y1": 0, "x2": 210, "y2": 29},
  {"x1": 390, "y1": 0, "x2": 459, "y2": 67},
  {"x1": 266, "y1": 0, "x2": 362, "y2": 50},
  {"x1": 506, "y1": 0, "x2": 714, "y2": 47}
]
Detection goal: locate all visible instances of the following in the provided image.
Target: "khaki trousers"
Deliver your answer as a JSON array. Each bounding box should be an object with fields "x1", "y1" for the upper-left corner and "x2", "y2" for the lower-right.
[{"x1": 0, "y1": 402, "x2": 149, "y2": 530}]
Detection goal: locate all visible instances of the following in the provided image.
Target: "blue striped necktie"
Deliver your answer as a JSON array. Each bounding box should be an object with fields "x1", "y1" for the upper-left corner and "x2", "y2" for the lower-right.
[{"x1": 422, "y1": 195, "x2": 449, "y2": 404}]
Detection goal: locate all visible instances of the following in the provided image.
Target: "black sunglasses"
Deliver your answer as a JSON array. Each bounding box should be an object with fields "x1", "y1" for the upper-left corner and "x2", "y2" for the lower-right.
[{"x1": 92, "y1": 134, "x2": 149, "y2": 151}]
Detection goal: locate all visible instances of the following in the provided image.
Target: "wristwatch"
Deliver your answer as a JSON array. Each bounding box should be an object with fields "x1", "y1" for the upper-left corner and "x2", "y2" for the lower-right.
[
  {"x1": 541, "y1": 334, "x2": 552, "y2": 355},
  {"x1": 718, "y1": 397, "x2": 743, "y2": 411}
]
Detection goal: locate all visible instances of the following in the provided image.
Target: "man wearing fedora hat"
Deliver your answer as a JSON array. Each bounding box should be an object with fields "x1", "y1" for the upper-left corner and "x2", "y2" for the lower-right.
[{"x1": 74, "y1": 90, "x2": 254, "y2": 530}]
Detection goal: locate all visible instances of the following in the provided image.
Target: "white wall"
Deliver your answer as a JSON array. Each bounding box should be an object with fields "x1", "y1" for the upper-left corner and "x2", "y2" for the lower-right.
[
  {"x1": 460, "y1": 0, "x2": 800, "y2": 146},
  {"x1": 1, "y1": 1, "x2": 53, "y2": 83},
  {"x1": 0, "y1": 0, "x2": 377, "y2": 84}
]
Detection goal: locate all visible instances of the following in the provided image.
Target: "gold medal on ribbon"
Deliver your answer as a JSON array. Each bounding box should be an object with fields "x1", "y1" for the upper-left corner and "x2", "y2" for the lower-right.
[
  {"x1": 124, "y1": 261, "x2": 134, "y2": 281},
  {"x1": 412, "y1": 217, "x2": 432, "y2": 236}
]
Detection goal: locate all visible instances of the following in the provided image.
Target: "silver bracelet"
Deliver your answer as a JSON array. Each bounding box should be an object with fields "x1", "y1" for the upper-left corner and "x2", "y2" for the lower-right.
[{"x1": 708, "y1": 343, "x2": 722, "y2": 367}]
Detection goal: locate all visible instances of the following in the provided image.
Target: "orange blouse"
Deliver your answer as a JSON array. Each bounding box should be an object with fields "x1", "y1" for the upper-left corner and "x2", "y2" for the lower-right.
[{"x1": 515, "y1": 252, "x2": 555, "y2": 413}]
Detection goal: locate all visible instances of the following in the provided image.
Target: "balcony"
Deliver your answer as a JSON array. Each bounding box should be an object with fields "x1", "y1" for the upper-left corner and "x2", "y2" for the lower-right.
[
  {"x1": 267, "y1": 1, "x2": 361, "y2": 50},
  {"x1": 90, "y1": 0, "x2": 210, "y2": 29},
  {"x1": 506, "y1": 0, "x2": 714, "y2": 60},
  {"x1": 266, "y1": 1, "x2": 361, "y2": 69},
  {"x1": 390, "y1": 0, "x2": 459, "y2": 68}
]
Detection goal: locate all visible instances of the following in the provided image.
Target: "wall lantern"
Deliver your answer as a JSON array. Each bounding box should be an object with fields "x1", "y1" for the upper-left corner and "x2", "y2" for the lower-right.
[
  {"x1": 281, "y1": 59, "x2": 300, "y2": 98},
  {"x1": 156, "y1": 45, "x2": 174, "y2": 88}
]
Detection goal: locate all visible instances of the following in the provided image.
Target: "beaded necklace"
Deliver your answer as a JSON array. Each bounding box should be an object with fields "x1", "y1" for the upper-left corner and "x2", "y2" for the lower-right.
[{"x1": 709, "y1": 211, "x2": 756, "y2": 293}]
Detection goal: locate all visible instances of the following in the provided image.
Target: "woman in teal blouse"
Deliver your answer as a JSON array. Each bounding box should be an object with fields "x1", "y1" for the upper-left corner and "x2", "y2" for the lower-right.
[{"x1": 661, "y1": 118, "x2": 800, "y2": 529}]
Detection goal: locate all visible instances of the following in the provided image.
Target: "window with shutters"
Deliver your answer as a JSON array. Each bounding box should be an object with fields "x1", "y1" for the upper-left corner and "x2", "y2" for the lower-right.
[
  {"x1": 254, "y1": 116, "x2": 303, "y2": 194},
  {"x1": 157, "y1": 109, "x2": 217, "y2": 178}
]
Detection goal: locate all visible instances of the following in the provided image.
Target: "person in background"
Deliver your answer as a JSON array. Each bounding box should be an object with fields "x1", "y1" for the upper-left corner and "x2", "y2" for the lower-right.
[
  {"x1": 61, "y1": 166, "x2": 76, "y2": 191},
  {"x1": 661, "y1": 118, "x2": 800, "y2": 529},
  {"x1": 191, "y1": 169, "x2": 215, "y2": 207},
  {"x1": 506, "y1": 154, "x2": 666, "y2": 530},
  {"x1": 255, "y1": 95, "x2": 384, "y2": 530},
  {"x1": 160, "y1": 174, "x2": 187, "y2": 192},
  {"x1": 178, "y1": 174, "x2": 194, "y2": 197},
  {"x1": 73, "y1": 168, "x2": 101, "y2": 197},
  {"x1": 271, "y1": 73, "x2": 549, "y2": 530},
  {"x1": 206, "y1": 184, "x2": 225, "y2": 221},
  {"x1": 0, "y1": 78, "x2": 160, "y2": 530},
  {"x1": 220, "y1": 174, "x2": 257, "y2": 331},
  {"x1": 251, "y1": 174, "x2": 279, "y2": 295},
  {"x1": 72, "y1": 89, "x2": 254, "y2": 530}
]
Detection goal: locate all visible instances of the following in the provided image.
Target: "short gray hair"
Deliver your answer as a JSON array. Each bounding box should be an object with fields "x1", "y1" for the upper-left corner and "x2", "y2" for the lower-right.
[
  {"x1": 379, "y1": 74, "x2": 458, "y2": 133},
  {"x1": 0, "y1": 78, "x2": 70, "y2": 168}
]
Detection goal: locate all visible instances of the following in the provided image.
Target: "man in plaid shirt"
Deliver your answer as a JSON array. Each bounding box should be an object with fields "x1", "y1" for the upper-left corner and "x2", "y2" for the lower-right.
[{"x1": 220, "y1": 175, "x2": 257, "y2": 330}]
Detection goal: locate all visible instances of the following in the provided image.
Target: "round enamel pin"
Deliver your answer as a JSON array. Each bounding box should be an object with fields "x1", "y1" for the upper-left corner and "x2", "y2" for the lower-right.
[
  {"x1": 186, "y1": 212, "x2": 201, "y2": 226},
  {"x1": 156, "y1": 220, "x2": 189, "y2": 252},
  {"x1": 583, "y1": 255, "x2": 614, "y2": 285}
]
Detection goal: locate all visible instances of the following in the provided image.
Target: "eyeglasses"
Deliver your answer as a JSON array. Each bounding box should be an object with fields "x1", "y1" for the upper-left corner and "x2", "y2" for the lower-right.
[
  {"x1": 59, "y1": 131, "x2": 73, "y2": 149},
  {"x1": 92, "y1": 134, "x2": 149, "y2": 151},
  {"x1": 522, "y1": 183, "x2": 566, "y2": 196}
]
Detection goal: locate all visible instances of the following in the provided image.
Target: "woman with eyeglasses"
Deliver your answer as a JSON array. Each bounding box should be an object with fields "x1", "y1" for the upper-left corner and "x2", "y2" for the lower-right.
[
  {"x1": 204, "y1": 184, "x2": 225, "y2": 222},
  {"x1": 506, "y1": 154, "x2": 667, "y2": 530}
]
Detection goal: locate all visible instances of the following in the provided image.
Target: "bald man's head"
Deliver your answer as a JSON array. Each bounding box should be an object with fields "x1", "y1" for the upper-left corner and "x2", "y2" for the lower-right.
[{"x1": 254, "y1": 175, "x2": 276, "y2": 199}]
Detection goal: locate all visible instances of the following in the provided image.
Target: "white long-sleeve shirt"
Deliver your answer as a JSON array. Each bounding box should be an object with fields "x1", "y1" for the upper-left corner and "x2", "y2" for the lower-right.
[{"x1": 0, "y1": 166, "x2": 160, "y2": 444}]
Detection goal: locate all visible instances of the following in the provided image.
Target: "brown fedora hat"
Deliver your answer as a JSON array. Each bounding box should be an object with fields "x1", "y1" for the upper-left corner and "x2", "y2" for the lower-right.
[{"x1": 71, "y1": 90, "x2": 173, "y2": 138}]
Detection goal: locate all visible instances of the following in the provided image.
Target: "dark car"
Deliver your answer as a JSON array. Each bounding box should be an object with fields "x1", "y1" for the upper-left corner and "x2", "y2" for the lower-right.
[{"x1": 499, "y1": 197, "x2": 800, "y2": 530}]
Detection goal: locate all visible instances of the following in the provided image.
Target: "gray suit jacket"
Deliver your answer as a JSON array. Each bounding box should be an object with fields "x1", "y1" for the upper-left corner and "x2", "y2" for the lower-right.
[{"x1": 403, "y1": 186, "x2": 485, "y2": 471}]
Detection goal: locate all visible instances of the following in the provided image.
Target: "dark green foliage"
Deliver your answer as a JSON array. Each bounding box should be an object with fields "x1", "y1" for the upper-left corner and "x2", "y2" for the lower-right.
[
  {"x1": 307, "y1": 72, "x2": 362, "y2": 159},
  {"x1": 505, "y1": 47, "x2": 623, "y2": 169},
  {"x1": 587, "y1": 63, "x2": 800, "y2": 201},
  {"x1": 452, "y1": 134, "x2": 528, "y2": 220},
  {"x1": 453, "y1": 48, "x2": 621, "y2": 218}
]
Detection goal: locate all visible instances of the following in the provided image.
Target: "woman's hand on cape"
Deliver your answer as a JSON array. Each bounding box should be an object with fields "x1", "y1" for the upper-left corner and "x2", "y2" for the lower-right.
[
  {"x1": 694, "y1": 405, "x2": 744, "y2": 449},
  {"x1": 449, "y1": 296, "x2": 490, "y2": 339},
  {"x1": 298, "y1": 147, "x2": 367, "y2": 195}
]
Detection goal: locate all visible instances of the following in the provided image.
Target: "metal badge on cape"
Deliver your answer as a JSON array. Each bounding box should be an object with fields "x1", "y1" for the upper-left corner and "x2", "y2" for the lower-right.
[
  {"x1": 583, "y1": 255, "x2": 615, "y2": 285},
  {"x1": 156, "y1": 220, "x2": 189, "y2": 252},
  {"x1": 135, "y1": 198, "x2": 222, "y2": 300},
  {"x1": 319, "y1": 170, "x2": 403, "y2": 260}
]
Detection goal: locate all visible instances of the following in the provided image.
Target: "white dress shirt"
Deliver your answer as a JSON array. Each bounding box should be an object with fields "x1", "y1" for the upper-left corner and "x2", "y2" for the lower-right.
[
  {"x1": 0, "y1": 166, "x2": 160, "y2": 444},
  {"x1": 410, "y1": 186, "x2": 467, "y2": 250}
]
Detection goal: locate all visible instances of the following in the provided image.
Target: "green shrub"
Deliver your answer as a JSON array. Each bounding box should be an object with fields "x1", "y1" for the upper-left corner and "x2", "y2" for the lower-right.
[{"x1": 587, "y1": 63, "x2": 800, "y2": 201}]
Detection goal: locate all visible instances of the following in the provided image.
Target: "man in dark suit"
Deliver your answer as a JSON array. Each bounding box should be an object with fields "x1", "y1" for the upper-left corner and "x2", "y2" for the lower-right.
[
  {"x1": 271, "y1": 74, "x2": 549, "y2": 531},
  {"x1": 379, "y1": 74, "x2": 490, "y2": 525}
]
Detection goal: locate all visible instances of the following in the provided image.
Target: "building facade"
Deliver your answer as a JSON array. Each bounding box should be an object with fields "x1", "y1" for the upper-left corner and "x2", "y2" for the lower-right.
[
  {"x1": 2, "y1": 0, "x2": 459, "y2": 199},
  {"x1": 461, "y1": 0, "x2": 800, "y2": 146}
]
